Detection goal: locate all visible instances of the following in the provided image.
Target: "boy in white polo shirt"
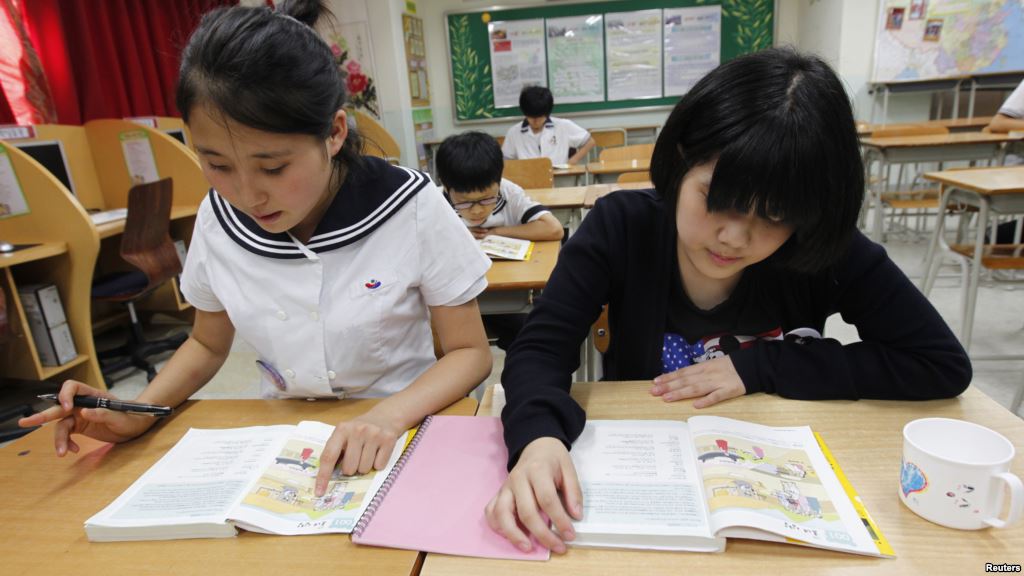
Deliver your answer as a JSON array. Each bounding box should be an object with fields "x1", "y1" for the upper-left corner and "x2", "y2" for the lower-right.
[
  {"x1": 502, "y1": 86, "x2": 596, "y2": 166},
  {"x1": 437, "y1": 131, "x2": 563, "y2": 349}
]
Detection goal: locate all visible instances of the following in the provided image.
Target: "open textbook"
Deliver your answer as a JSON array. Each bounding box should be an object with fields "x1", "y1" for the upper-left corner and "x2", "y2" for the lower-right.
[
  {"x1": 479, "y1": 235, "x2": 533, "y2": 261},
  {"x1": 568, "y1": 417, "x2": 894, "y2": 557},
  {"x1": 84, "y1": 422, "x2": 407, "y2": 542}
]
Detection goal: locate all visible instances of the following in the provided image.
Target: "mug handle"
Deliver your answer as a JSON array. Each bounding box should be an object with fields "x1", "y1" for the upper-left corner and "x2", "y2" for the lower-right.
[{"x1": 983, "y1": 472, "x2": 1023, "y2": 529}]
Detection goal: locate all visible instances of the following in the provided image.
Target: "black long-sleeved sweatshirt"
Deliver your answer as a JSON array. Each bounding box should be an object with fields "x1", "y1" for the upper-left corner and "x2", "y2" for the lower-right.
[{"x1": 500, "y1": 189, "x2": 971, "y2": 467}]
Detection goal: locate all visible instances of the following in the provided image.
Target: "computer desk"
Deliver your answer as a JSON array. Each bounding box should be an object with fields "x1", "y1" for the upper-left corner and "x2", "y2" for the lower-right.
[
  {"x1": 422, "y1": 383, "x2": 1024, "y2": 576},
  {"x1": 1, "y1": 396, "x2": 478, "y2": 576}
]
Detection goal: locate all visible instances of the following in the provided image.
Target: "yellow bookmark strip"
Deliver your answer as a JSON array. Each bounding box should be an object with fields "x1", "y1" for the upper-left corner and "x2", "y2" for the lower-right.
[{"x1": 815, "y1": 432, "x2": 896, "y2": 557}]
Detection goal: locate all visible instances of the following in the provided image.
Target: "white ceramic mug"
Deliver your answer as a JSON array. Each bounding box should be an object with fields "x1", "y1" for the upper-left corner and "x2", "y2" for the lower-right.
[{"x1": 900, "y1": 418, "x2": 1023, "y2": 530}]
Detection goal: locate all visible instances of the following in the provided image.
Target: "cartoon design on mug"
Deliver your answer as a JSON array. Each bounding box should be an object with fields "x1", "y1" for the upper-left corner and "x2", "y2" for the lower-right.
[
  {"x1": 945, "y1": 484, "x2": 979, "y2": 513},
  {"x1": 900, "y1": 459, "x2": 928, "y2": 497}
]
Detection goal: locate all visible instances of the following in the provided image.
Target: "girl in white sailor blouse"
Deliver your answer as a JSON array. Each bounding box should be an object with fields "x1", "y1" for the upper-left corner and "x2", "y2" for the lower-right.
[{"x1": 21, "y1": 0, "x2": 494, "y2": 497}]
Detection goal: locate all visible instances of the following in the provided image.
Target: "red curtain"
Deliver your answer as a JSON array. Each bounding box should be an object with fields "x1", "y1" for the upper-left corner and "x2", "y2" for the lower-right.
[{"x1": 19, "y1": 0, "x2": 236, "y2": 125}]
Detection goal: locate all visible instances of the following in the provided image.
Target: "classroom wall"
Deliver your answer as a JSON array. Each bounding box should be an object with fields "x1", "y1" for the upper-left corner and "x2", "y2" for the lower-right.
[{"x1": 419, "y1": 0, "x2": 807, "y2": 142}]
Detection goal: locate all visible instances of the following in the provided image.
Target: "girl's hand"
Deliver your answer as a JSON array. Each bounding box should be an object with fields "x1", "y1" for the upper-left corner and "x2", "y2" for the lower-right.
[
  {"x1": 315, "y1": 413, "x2": 402, "y2": 496},
  {"x1": 485, "y1": 437, "x2": 583, "y2": 554},
  {"x1": 650, "y1": 355, "x2": 746, "y2": 408},
  {"x1": 469, "y1": 227, "x2": 490, "y2": 240},
  {"x1": 17, "y1": 380, "x2": 157, "y2": 456}
]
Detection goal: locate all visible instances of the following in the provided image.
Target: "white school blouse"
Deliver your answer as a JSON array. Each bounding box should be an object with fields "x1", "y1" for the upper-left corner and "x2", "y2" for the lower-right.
[
  {"x1": 180, "y1": 157, "x2": 491, "y2": 399},
  {"x1": 999, "y1": 81, "x2": 1024, "y2": 118},
  {"x1": 501, "y1": 116, "x2": 591, "y2": 165}
]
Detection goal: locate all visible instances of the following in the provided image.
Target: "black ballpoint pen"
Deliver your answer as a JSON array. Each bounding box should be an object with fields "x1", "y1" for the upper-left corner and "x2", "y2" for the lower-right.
[{"x1": 37, "y1": 394, "x2": 173, "y2": 417}]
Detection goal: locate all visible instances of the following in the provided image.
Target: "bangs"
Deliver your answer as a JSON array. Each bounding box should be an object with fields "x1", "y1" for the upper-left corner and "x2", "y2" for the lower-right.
[{"x1": 706, "y1": 114, "x2": 823, "y2": 233}]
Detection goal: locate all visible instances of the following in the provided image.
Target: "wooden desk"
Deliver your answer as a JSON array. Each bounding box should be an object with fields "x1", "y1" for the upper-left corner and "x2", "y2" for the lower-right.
[
  {"x1": 423, "y1": 383, "x2": 1023, "y2": 576},
  {"x1": 553, "y1": 164, "x2": 586, "y2": 187},
  {"x1": 857, "y1": 117, "x2": 994, "y2": 137},
  {"x1": 585, "y1": 159, "x2": 650, "y2": 184},
  {"x1": 480, "y1": 240, "x2": 559, "y2": 315},
  {"x1": 920, "y1": 166, "x2": 1024, "y2": 351},
  {"x1": 528, "y1": 187, "x2": 587, "y2": 235},
  {"x1": 859, "y1": 132, "x2": 1022, "y2": 242},
  {"x1": 582, "y1": 182, "x2": 651, "y2": 209},
  {"x1": 1, "y1": 396, "x2": 478, "y2": 576}
]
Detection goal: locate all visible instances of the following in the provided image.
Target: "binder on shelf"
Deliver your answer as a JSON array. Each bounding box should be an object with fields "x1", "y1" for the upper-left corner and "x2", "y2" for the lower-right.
[{"x1": 18, "y1": 283, "x2": 77, "y2": 366}]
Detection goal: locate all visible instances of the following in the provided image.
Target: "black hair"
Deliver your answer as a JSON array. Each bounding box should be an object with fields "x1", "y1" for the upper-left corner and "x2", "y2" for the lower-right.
[
  {"x1": 519, "y1": 85, "x2": 554, "y2": 118},
  {"x1": 650, "y1": 47, "x2": 864, "y2": 273},
  {"x1": 435, "y1": 132, "x2": 503, "y2": 192},
  {"x1": 176, "y1": 0, "x2": 362, "y2": 171}
]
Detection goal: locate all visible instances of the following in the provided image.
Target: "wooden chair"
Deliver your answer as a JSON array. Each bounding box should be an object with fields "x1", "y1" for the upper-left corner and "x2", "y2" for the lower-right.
[
  {"x1": 91, "y1": 178, "x2": 187, "y2": 384},
  {"x1": 617, "y1": 171, "x2": 651, "y2": 184},
  {"x1": 588, "y1": 128, "x2": 627, "y2": 162},
  {"x1": 599, "y1": 143, "x2": 655, "y2": 163},
  {"x1": 503, "y1": 157, "x2": 553, "y2": 189},
  {"x1": 495, "y1": 135, "x2": 505, "y2": 147},
  {"x1": 351, "y1": 109, "x2": 401, "y2": 164}
]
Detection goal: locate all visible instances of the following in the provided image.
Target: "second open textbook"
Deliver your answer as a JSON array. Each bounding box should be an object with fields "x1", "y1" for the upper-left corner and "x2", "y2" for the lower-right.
[{"x1": 566, "y1": 417, "x2": 894, "y2": 557}]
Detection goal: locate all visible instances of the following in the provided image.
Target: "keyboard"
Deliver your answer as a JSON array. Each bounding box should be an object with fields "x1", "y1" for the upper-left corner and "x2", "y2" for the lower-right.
[{"x1": 89, "y1": 209, "x2": 128, "y2": 226}]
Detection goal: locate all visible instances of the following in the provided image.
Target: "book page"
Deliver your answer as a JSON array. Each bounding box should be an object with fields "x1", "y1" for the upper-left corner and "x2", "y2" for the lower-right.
[
  {"x1": 228, "y1": 421, "x2": 408, "y2": 535},
  {"x1": 479, "y1": 235, "x2": 532, "y2": 260},
  {"x1": 87, "y1": 426, "x2": 293, "y2": 529},
  {"x1": 688, "y1": 416, "x2": 880, "y2": 555},
  {"x1": 570, "y1": 420, "x2": 714, "y2": 539}
]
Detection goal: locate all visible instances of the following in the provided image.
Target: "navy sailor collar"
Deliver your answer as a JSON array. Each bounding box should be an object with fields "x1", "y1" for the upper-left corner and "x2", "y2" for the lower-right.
[
  {"x1": 210, "y1": 156, "x2": 429, "y2": 259},
  {"x1": 520, "y1": 116, "x2": 554, "y2": 132}
]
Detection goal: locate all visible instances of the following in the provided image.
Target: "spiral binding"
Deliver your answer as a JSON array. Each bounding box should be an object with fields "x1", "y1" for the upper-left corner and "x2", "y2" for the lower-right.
[{"x1": 352, "y1": 415, "x2": 434, "y2": 537}]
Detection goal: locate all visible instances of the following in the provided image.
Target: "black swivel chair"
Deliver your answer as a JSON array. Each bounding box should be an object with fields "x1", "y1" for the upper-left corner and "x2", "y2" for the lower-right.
[{"x1": 91, "y1": 178, "x2": 188, "y2": 384}]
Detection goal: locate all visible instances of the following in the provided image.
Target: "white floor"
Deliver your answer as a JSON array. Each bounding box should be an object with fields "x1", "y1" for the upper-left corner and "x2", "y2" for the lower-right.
[{"x1": 106, "y1": 236, "x2": 1023, "y2": 419}]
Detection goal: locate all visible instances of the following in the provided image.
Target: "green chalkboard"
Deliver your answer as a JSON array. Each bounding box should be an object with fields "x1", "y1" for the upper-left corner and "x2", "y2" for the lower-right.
[{"x1": 446, "y1": 0, "x2": 773, "y2": 122}]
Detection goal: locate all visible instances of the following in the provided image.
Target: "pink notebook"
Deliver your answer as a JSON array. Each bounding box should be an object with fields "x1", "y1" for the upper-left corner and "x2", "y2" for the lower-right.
[{"x1": 351, "y1": 415, "x2": 550, "y2": 561}]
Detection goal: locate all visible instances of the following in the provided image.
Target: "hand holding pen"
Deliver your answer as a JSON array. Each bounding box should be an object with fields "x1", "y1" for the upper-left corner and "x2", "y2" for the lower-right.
[{"x1": 18, "y1": 380, "x2": 164, "y2": 456}]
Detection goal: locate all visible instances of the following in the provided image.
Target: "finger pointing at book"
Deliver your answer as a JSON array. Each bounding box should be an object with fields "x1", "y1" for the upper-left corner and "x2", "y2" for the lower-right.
[
  {"x1": 485, "y1": 437, "x2": 583, "y2": 554},
  {"x1": 315, "y1": 411, "x2": 403, "y2": 496}
]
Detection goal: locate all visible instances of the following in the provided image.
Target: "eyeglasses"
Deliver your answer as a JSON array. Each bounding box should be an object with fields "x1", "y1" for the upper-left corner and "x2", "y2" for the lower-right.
[{"x1": 451, "y1": 196, "x2": 499, "y2": 211}]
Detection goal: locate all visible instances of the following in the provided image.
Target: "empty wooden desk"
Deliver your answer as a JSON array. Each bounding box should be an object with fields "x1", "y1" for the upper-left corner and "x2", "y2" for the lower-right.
[
  {"x1": 920, "y1": 166, "x2": 1024, "y2": 352},
  {"x1": 1, "y1": 396, "x2": 478, "y2": 576},
  {"x1": 527, "y1": 187, "x2": 587, "y2": 235},
  {"x1": 553, "y1": 164, "x2": 587, "y2": 187},
  {"x1": 586, "y1": 159, "x2": 650, "y2": 184},
  {"x1": 422, "y1": 382, "x2": 1023, "y2": 576},
  {"x1": 859, "y1": 132, "x2": 1022, "y2": 242}
]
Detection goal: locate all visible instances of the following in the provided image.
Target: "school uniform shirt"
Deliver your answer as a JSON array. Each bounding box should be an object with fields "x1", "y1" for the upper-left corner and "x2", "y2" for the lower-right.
[
  {"x1": 998, "y1": 81, "x2": 1024, "y2": 118},
  {"x1": 180, "y1": 156, "x2": 491, "y2": 400},
  {"x1": 446, "y1": 178, "x2": 551, "y2": 229},
  {"x1": 499, "y1": 188, "x2": 971, "y2": 467},
  {"x1": 501, "y1": 116, "x2": 591, "y2": 165}
]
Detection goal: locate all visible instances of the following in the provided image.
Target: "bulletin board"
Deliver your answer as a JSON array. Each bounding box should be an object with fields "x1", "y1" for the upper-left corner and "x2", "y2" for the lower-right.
[{"x1": 445, "y1": 0, "x2": 773, "y2": 122}]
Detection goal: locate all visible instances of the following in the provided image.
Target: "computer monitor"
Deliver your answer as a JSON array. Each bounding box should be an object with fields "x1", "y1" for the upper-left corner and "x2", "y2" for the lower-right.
[
  {"x1": 12, "y1": 140, "x2": 76, "y2": 197},
  {"x1": 163, "y1": 128, "x2": 187, "y2": 146}
]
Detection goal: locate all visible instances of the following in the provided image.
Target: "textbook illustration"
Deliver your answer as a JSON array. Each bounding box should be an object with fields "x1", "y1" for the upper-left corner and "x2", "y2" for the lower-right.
[
  {"x1": 84, "y1": 422, "x2": 406, "y2": 541},
  {"x1": 479, "y1": 234, "x2": 533, "y2": 260},
  {"x1": 238, "y1": 436, "x2": 381, "y2": 529},
  {"x1": 568, "y1": 417, "x2": 894, "y2": 556}
]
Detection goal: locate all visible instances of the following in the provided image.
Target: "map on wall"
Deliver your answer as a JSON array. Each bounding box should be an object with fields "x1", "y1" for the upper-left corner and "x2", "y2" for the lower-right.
[{"x1": 873, "y1": 0, "x2": 1024, "y2": 82}]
